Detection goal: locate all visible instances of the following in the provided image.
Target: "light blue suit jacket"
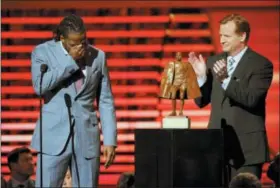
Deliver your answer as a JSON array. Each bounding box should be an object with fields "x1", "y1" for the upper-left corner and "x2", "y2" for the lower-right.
[{"x1": 30, "y1": 40, "x2": 117, "y2": 158}]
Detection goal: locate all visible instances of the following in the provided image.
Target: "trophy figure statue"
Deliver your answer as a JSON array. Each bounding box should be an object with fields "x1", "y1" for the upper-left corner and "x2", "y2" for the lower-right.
[{"x1": 159, "y1": 52, "x2": 201, "y2": 128}]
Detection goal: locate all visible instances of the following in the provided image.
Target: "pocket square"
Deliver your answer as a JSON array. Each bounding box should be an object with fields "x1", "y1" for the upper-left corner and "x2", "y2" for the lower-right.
[{"x1": 233, "y1": 77, "x2": 240, "y2": 82}]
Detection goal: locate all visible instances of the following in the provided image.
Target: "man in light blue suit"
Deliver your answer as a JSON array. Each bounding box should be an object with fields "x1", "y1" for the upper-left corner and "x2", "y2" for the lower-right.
[{"x1": 30, "y1": 15, "x2": 117, "y2": 187}]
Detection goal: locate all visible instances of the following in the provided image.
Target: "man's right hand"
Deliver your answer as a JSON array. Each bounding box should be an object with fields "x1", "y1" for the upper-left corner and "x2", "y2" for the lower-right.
[
  {"x1": 69, "y1": 44, "x2": 85, "y2": 60},
  {"x1": 188, "y1": 52, "x2": 207, "y2": 78}
]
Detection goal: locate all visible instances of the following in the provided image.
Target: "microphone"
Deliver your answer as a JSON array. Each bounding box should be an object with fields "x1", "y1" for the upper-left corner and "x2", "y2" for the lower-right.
[
  {"x1": 39, "y1": 64, "x2": 48, "y2": 188},
  {"x1": 39, "y1": 64, "x2": 48, "y2": 96},
  {"x1": 40, "y1": 64, "x2": 48, "y2": 73},
  {"x1": 64, "y1": 93, "x2": 80, "y2": 188},
  {"x1": 64, "y1": 93, "x2": 72, "y2": 108}
]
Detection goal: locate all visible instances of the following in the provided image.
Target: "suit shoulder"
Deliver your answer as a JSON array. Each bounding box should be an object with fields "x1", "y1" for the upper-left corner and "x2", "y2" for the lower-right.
[
  {"x1": 33, "y1": 42, "x2": 46, "y2": 52},
  {"x1": 33, "y1": 40, "x2": 53, "y2": 53},
  {"x1": 87, "y1": 45, "x2": 106, "y2": 62},
  {"x1": 89, "y1": 45, "x2": 105, "y2": 55},
  {"x1": 250, "y1": 50, "x2": 272, "y2": 63},
  {"x1": 249, "y1": 49, "x2": 273, "y2": 68}
]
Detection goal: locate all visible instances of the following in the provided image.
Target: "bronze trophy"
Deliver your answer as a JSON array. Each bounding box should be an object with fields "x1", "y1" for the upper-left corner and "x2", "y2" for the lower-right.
[{"x1": 159, "y1": 52, "x2": 201, "y2": 127}]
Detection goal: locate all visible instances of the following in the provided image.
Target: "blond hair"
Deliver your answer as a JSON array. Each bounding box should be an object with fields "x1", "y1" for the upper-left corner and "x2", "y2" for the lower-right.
[{"x1": 220, "y1": 14, "x2": 250, "y2": 42}]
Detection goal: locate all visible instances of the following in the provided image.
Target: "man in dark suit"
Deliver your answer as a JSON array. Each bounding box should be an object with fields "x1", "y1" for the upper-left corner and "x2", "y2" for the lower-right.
[
  {"x1": 6, "y1": 147, "x2": 35, "y2": 188},
  {"x1": 188, "y1": 13, "x2": 273, "y2": 180}
]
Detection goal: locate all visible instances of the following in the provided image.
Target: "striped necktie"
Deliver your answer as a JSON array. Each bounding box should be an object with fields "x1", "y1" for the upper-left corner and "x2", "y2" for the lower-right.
[{"x1": 227, "y1": 58, "x2": 235, "y2": 76}]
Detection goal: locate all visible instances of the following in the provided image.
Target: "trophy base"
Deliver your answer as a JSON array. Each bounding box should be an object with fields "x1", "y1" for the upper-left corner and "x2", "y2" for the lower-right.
[{"x1": 162, "y1": 116, "x2": 190, "y2": 129}]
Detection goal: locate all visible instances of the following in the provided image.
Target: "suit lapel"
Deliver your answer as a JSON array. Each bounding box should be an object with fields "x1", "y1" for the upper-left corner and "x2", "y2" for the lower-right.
[
  {"x1": 75, "y1": 47, "x2": 99, "y2": 99},
  {"x1": 75, "y1": 65, "x2": 92, "y2": 97},
  {"x1": 231, "y1": 47, "x2": 252, "y2": 80},
  {"x1": 221, "y1": 47, "x2": 252, "y2": 105}
]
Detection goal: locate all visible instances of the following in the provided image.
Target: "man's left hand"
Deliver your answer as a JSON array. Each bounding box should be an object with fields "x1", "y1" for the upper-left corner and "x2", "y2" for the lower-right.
[
  {"x1": 103, "y1": 145, "x2": 116, "y2": 169},
  {"x1": 213, "y1": 59, "x2": 228, "y2": 82}
]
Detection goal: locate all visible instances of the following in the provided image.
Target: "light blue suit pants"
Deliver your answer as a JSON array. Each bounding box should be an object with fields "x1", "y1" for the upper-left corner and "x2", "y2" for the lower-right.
[{"x1": 35, "y1": 126, "x2": 100, "y2": 187}]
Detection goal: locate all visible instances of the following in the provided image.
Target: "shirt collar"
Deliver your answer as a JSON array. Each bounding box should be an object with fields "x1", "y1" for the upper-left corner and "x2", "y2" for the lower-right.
[
  {"x1": 11, "y1": 177, "x2": 30, "y2": 188},
  {"x1": 227, "y1": 46, "x2": 248, "y2": 63},
  {"x1": 59, "y1": 41, "x2": 69, "y2": 55}
]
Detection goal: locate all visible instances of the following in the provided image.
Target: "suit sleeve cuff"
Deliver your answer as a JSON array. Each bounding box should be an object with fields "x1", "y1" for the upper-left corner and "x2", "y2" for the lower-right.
[
  {"x1": 222, "y1": 77, "x2": 231, "y2": 90},
  {"x1": 197, "y1": 75, "x2": 207, "y2": 87}
]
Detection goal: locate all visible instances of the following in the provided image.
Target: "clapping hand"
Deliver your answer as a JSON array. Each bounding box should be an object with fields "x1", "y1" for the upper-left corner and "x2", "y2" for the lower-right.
[
  {"x1": 213, "y1": 59, "x2": 228, "y2": 82},
  {"x1": 188, "y1": 52, "x2": 207, "y2": 78}
]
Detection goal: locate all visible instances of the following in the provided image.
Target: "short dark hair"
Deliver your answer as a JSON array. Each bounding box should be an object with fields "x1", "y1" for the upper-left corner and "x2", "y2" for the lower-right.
[
  {"x1": 53, "y1": 14, "x2": 86, "y2": 41},
  {"x1": 220, "y1": 13, "x2": 250, "y2": 43},
  {"x1": 229, "y1": 172, "x2": 261, "y2": 188},
  {"x1": 7, "y1": 147, "x2": 32, "y2": 170}
]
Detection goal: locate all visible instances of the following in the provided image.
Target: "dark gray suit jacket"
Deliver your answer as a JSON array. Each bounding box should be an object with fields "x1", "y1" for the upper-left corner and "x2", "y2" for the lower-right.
[{"x1": 195, "y1": 47, "x2": 273, "y2": 167}]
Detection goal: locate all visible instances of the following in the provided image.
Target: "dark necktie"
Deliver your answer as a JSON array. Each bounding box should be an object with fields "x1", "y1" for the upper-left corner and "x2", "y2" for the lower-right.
[{"x1": 18, "y1": 184, "x2": 24, "y2": 188}]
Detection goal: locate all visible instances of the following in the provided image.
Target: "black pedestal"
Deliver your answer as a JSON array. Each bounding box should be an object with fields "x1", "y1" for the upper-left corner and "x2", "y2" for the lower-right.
[{"x1": 135, "y1": 129, "x2": 224, "y2": 188}]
